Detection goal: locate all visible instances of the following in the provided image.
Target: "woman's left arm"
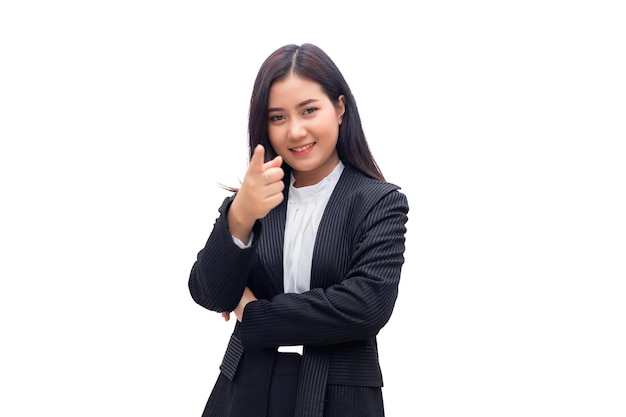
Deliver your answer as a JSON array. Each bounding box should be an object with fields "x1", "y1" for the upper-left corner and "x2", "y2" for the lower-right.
[{"x1": 238, "y1": 189, "x2": 409, "y2": 348}]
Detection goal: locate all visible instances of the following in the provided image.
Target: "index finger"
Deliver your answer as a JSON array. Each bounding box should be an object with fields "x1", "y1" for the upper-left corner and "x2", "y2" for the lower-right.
[{"x1": 248, "y1": 144, "x2": 265, "y2": 172}]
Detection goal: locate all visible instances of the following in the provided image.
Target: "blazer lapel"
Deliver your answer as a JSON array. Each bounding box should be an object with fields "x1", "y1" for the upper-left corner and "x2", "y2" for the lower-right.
[
  {"x1": 310, "y1": 167, "x2": 357, "y2": 290},
  {"x1": 257, "y1": 186, "x2": 288, "y2": 294}
]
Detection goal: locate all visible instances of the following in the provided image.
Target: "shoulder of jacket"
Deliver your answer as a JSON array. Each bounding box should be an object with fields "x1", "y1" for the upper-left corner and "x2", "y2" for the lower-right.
[
  {"x1": 341, "y1": 165, "x2": 402, "y2": 199},
  {"x1": 333, "y1": 166, "x2": 406, "y2": 222}
]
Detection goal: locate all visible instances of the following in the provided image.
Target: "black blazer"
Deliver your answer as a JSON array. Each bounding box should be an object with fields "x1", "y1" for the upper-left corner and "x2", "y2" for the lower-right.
[{"x1": 189, "y1": 165, "x2": 409, "y2": 417}]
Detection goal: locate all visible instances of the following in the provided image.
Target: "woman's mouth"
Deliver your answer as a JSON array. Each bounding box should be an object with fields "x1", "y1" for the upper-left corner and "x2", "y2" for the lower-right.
[{"x1": 290, "y1": 143, "x2": 315, "y2": 155}]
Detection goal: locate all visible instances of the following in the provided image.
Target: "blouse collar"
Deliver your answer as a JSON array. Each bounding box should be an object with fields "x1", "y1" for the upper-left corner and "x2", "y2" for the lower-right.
[{"x1": 288, "y1": 161, "x2": 345, "y2": 204}]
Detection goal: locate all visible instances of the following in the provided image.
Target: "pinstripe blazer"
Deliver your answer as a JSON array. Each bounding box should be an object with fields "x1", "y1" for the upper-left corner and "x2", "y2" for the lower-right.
[{"x1": 189, "y1": 164, "x2": 409, "y2": 417}]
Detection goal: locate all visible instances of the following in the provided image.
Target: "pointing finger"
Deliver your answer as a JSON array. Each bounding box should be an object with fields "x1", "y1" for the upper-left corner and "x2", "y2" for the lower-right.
[{"x1": 249, "y1": 144, "x2": 266, "y2": 173}]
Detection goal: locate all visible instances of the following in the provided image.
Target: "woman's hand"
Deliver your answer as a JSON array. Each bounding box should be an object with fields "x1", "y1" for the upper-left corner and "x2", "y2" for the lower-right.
[
  {"x1": 221, "y1": 287, "x2": 258, "y2": 323},
  {"x1": 234, "y1": 287, "x2": 257, "y2": 322},
  {"x1": 228, "y1": 145, "x2": 284, "y2": 244}
]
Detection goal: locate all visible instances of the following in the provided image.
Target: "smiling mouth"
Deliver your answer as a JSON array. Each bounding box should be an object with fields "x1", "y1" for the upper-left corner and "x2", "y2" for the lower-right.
[{"x1": 290, "y1": 143, "x2": 315, "y2": 153}]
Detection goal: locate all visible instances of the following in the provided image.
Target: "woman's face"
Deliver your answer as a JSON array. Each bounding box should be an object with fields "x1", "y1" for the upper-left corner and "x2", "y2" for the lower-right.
[{"x1": 267, "y1": 74, "x2": 345, "y2": 187}]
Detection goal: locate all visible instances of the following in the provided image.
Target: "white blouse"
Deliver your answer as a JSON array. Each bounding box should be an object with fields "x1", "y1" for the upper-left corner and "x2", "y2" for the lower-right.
[{"x1": 283, "y1": 162, "x2": 344, "y2": 293}]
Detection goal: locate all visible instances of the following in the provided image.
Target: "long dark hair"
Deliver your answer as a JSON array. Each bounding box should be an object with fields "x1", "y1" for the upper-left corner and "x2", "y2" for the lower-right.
[{"x1": 248, "y1": 43, "x2": 385, "y2": 181}]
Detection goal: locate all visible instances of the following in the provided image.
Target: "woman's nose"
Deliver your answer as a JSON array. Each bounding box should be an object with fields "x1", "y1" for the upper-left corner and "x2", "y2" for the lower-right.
[{"x1": 287, "y1": 119, "x2": 307, "y2": 140}]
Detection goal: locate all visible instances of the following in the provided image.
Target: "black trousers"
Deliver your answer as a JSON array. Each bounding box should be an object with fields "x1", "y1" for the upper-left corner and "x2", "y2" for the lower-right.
[{"x1": 267, "y1": 352, "x2": 302, "y2": 417}]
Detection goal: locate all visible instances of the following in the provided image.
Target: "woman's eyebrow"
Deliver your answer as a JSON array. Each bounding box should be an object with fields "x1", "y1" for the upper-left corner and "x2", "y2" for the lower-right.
[
  {"x1": 296, "y1": 99, "x2": 319, "y2": 108},
  {"x1": 267, "y1": 99, "x2": 319, "y2": 113}
]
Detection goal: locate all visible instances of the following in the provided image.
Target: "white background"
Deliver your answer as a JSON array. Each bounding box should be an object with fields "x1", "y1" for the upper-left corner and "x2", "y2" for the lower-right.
[{"x1": 1, "y1": 1, "x2": 625, "y2": 416}]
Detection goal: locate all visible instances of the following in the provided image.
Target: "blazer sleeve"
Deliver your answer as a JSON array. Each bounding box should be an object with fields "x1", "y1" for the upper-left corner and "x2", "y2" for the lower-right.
[
  {"x1": 239, "y1": 186, "x2": 409, "y2": 348},
  {"x1": 188, "y1": 195, "x2": 263, "y2": 313}
]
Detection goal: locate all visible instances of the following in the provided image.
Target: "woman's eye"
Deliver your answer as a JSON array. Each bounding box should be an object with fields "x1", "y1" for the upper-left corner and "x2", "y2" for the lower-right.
[
  {"x1": 303, "y1": 107, "x2": 317, "y2": 115},
  {"x1": 269, "y1": 115, "x2": 284, "y2": 122}
]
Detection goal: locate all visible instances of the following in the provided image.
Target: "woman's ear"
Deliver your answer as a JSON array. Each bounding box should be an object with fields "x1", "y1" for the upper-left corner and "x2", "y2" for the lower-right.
[{"x1": 336, "y1": 95, "x2": 346, "y2": 125}]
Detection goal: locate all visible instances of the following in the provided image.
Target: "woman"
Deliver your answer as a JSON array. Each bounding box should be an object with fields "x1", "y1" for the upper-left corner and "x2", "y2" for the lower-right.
[{"x1": 189, "y1": 43, "x2": 409, "y2": 417}]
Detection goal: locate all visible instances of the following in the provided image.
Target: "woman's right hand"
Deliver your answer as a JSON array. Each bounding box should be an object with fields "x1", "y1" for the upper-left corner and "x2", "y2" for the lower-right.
[{"x1": 228, "y1": 145, "x2": 284, "y2": 243}]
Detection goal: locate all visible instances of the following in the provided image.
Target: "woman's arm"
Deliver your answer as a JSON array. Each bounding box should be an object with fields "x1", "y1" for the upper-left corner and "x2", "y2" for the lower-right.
[
  {"x1": 188, "y1": 196, "x2": 261, "y2": 313},
  {"x1": 189, "y1": 146, "x2": 284, "y2": 313},
  {"x1": 238, "y1": 189, "x2": 409, "y2": 347}
]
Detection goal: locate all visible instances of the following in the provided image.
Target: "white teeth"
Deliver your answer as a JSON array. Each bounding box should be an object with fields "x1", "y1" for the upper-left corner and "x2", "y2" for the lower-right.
[{"x1": 292, "y1": 143, "x2": 313, "y2": 152}]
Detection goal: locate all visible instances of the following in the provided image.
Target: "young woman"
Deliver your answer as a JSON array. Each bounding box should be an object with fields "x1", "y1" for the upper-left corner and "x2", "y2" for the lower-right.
[{"x1": 188, "y1": 43, "x2": 409, "y2": 417}]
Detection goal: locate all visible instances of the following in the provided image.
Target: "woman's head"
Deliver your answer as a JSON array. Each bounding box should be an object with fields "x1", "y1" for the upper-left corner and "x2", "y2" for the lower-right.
[{"x1": 248, "y1": 43, "x2": 384, "y2": 182}]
